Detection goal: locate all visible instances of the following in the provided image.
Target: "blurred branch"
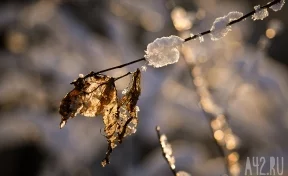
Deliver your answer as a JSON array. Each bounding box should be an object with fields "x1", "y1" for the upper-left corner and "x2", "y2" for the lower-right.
[
  {"x1": 188, "y1": 65, "x2": 233, "y2": 176},
  {"x1": 165, "y1": 0, "x2": 271, "y2": 176}
]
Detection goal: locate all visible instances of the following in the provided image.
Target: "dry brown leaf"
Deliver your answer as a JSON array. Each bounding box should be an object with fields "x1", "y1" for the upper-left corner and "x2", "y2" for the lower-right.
[
  {"x1": 59, "y1": 74, "x2": 116, "y2": 128},
  {"x1": 119, "y1": 68, "x2": 141, "y2": 138},
  {"x1": 59, "y1": 69, "x2": 142, "y2": 167},
  {"x1": 101, "y1": 69, "x2": 141, "y2": 167}
]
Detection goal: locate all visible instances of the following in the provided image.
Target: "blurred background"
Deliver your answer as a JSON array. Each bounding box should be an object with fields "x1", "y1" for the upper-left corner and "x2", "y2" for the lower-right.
[{"x1": 0, "y1": 0, "x2": 287, "y2": 175}]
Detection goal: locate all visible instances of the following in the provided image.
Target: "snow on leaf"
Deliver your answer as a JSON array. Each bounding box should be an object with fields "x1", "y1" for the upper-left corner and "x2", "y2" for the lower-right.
[
  {"x1": 59, "y1": 74, "x2": 114, "y2": 128},
  {"x1": 101, "y1": 69, "x2": 141, "y2": 167},
  {"x1": 144, "y1": 35, "x2": 184, "y2": 68},
  {"x1": 270, "y1": 0, "x2": 285, "y2": 11},
  {"x1": 210, "y1": 11, "x2": 243, "y2": 41},
  {"x1": 252, "y1": 5, "x2": 269, "y2": 20},
  {"x1": 118, "y1": 69, "x2": 141, "y2": 139}
]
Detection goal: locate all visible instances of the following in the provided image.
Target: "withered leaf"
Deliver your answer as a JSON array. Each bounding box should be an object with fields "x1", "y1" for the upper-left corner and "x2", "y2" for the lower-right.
[
  {"x1": 59, "y1": 69, "x2": 142, "y2": 167},
  {"x1": 118, "y1": 68, "x2": 141, "y2": 139},
  {"x1": 59, "y1": 74, "x2": 116, "y2": 128},
  {"x1": 101, "y1": 69, "x2": 141, "y2": 167}
]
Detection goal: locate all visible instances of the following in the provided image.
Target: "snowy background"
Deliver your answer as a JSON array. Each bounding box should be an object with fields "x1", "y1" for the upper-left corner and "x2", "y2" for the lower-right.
[{"x1": 0, "y1": 0, "x2": 287, "y2": 176}]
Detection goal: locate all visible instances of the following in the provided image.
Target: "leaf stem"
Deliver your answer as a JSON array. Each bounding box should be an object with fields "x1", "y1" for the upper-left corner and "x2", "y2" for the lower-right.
[{"x1": 115, "y1": 72, "x2": 133, "y2": 81}]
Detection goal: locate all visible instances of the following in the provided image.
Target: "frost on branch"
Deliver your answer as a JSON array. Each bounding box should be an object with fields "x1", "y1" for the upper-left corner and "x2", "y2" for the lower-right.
[
  {"x1": 102, "y1": 69, "x2": 141, "y2": 167},
  {"x1": 156, "y1": 126, "x2": 176, "y2": 170},
  {"x1": 270, "y1": 0, "x2": 285, "y2": 11},
  {"x1": 199, "y1": 35, "x2": 204, "y2": 43},
  {"x1": 156, "y1": 126, "x2": 191, "y2": 175},
  {"x1": 252, "y1": 5, "x2": 269, "y2": 20},
  {"x1": 210, "y1": 11, "x2": 243, "y2": 41},
  {"x1": 160, "y1": 134, "x2": 176, "y2": 169},
  {"x1": 145, "y1": 35, "x2": 184, "y2": 68},
  {"x1": 59, "y1": 74, "x2": 114, "y2": 128}
]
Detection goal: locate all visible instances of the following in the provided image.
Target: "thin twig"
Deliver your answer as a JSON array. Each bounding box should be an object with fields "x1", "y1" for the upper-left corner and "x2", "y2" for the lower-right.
[
  {"x1": 96, "y1": 58, "x2": 145, "y2": 74},
  {"x1": 156, "y1": 126, "x2": 177, "y2": 176},
  {"x1": 199, "y1": 104, "x2": 231, "y2": 176},
  {"x1": 115, "y1": 72, "x2": 133, "y2": 81},
  {"x1": 101, "y1": 141, "x2": 113, "y2": 167}
]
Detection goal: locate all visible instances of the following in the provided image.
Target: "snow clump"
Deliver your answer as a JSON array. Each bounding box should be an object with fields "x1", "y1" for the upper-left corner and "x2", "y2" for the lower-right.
[
  {"x1": 145, "y1": 35, "x2": 184, "y2": 68},
  {"x1": 270, "y1": 0, "x2": 285, "y2": 11},
  {"x1": 252, "y1": 5, "x2": 269, "y2": 20},
  {"x1": 210, "y1": 11, "x2": 243, "y2": 41}
]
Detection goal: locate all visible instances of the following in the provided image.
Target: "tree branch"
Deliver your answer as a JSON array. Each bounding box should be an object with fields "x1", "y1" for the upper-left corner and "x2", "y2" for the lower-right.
[{"x1": 93, "y1": 0, "x2": 280, "y2": 74}]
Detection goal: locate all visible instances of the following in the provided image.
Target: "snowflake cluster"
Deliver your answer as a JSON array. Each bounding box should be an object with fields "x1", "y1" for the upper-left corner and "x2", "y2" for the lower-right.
[
  {"x1": 160, "y1": 134, "x2": 176, "y2": 169},
  {"x1": 210, "y1": 11, "x2": 243, "y2": 41},
  {"x1": 270, "y1": 0, "x2": 285, "y2": 11},
  {"x1": 144, "y1": 35, "x2": 184, "y2": 68},
  {"x1": 252, "y1": 5, "x2": 269, "y2": 20}
]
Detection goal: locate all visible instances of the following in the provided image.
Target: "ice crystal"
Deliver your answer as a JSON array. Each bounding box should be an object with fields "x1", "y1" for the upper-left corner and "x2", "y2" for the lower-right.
[
  {"x1": 135, "y1": 106, "x2": 140, "y2": 112},
  {"x1": 140, "y1": 65, "x2": 147, "y2": 72},
  {"x1": 199, "y1": 35, "x2": 204, "y2": 43},
  {"x1": 122, "y1": 88, "x2": 128, "y2": 95},
  {"x1": 190, "y1": 33, "x2": 195, "y2": 39},
  {"x1": 160, "y1": 134, "x2": 176, "y2": 169},
  {"x1": 252, "y1": 5, "x2": 269, "y2": 20},
  {"x1": 270, "y1": 0, "x2": 285, "y2": 11}
]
